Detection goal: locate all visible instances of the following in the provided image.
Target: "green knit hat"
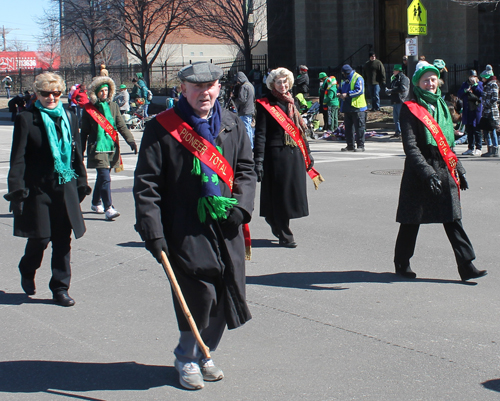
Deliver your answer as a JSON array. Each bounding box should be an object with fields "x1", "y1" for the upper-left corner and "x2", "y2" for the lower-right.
[
  {"x1": 95, "y1": 83, "x2": 109, "y2": 95},
  {"x1": 318, "y1": 72, "x2": 327, "y2": 79},
  {"x1": 393, "y1": 64, "x2": 403, "y2": 71},
  {"x1": 480, "y1": 65, "x2": 494, "y2": 79},
  {"x1": 412, "y1": 61, "x2": 440, "y2": 86}
]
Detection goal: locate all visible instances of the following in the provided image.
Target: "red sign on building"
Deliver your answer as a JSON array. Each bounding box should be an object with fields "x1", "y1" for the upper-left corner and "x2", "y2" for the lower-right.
[{"x1": 0, "y1": 51, "x2": 60, "y2": 72}]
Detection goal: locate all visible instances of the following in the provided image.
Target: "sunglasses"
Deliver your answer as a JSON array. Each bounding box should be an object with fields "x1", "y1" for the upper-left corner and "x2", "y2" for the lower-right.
[{"x1": 40, "y1": 91, "x2": 62, "y2": 97}]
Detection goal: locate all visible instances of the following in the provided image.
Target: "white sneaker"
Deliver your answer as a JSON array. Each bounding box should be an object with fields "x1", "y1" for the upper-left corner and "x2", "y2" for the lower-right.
[
  {"x1": 91, "y1": 204, "x2": 105, "y2": 214},
  {"x1": 105, "y1": 206, "x2": 120, "y2": 221},
  {"x1": 200, "y1": 358, "x2": 224, "y2": 381},
  {"x1": 175, "y1": 359, "x2": 204, "y2": 390},
  {"x1": 462, "y1": 149, "x2": 473, "y2": 155},
  {"x1": 473, "y1": 149, "x2": 482, "y2": 156}
]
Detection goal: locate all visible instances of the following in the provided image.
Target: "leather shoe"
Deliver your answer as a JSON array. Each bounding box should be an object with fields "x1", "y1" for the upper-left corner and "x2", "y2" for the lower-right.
[
  {"x1": 21, "y1": 276, "x2": 36, "y2": 295},
  {"x1": 53, "y1": 292, "x2": 76, "y2": 307},
  {"x1": 279, "y1": 239, "x2": 297, "y2": 248},
  {"x1": 395, "y1": 263, "x2": 417, "y2": 279},
  {"x1": 458, "y1": 262, "x2": 487, "y2": 282},
  {"x1": 341, "y1": 146, "x2": 355, "y2": 152}
]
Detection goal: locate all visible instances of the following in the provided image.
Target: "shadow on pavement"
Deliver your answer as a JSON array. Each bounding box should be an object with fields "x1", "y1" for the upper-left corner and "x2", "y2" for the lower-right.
[
  {"x1": 0, "y1": 291, "x2": 54, "y2": 306},
  {"x1": 482, "y1": 378, "x2": 500, "y2": 392},
  {"x1": 246, "y1": 271, "x2": 461, "y2": 290},
  {"x1": 250, "y1": 238, "x2": 279, "y2": 248},
  {"x1": 0, "y1": 213, "x2": 13, "y2": 219},
  {"x1": 0, "y1": 360, "x2": 180, "y2": 393},
  {"x1": 117, "y1": 241, "x2": 144, "y2": 248}
]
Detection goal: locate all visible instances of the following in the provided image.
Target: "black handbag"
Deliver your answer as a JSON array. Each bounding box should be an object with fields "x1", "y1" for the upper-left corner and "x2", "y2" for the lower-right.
[{"x1": 478, "y1": 116, "x2": 493, "y2": 131}]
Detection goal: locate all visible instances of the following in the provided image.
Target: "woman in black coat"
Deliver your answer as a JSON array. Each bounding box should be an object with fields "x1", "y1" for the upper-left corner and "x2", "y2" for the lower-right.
[
  {"x1": 394, "y1": 62, "x2": 486, "y2": 282},
  {"x1": 4, "y1": 72, "x2": 90, "y2": 306},
  {"x1": 254, "y1": 67, "x2": 314, "y2": 248}
]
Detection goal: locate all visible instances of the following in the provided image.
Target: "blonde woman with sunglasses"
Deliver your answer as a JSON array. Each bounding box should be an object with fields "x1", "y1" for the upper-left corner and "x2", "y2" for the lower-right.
[{"x1": 4, "y1": 72, "x2": 91, "y2": 307}]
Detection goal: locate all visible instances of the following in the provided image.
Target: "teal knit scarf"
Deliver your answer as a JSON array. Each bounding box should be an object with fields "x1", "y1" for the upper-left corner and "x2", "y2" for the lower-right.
[
  {"x1": 413, "y1": 86, "x2": 455, "y2": 147},
  {"x1": 95, "y1": 100, "x2": 116, "y2": 153},
  {"x1": 35, "y1": 100, "x2": 77, "y2": 184}
]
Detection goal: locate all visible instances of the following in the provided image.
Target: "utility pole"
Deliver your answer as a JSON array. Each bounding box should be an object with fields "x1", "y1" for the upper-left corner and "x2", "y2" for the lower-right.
[{"x1": 1, "y1": 25, "x2": 14, "y2": 51}]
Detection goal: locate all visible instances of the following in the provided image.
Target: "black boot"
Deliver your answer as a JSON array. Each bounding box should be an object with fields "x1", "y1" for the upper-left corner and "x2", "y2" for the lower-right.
[
  {"x1": 483, "y1": 146, "x2": 499, "y2": 157},
  {"x1": 481, "y1": 145, "x2": 492, "y2": 157},
  {"x1": 395, "y1": 263, "x2": 417, "y2": 279},
  {"x1": 458, "y1": 262, "x2": 487, "y2": 282}
]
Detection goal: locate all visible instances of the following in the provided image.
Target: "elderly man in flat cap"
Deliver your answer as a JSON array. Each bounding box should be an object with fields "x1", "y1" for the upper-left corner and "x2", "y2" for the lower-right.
[{"x1": 133, "y1": 61, "x2": 256, "y2": 390}]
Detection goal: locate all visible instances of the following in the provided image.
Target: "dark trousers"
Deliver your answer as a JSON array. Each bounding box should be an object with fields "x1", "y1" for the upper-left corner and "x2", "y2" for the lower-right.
[
  {"x1": 466, "y1": 124, "x2": 482, "y2": 150},
  {"x1": 92, "y1": 168, "x2": 112, "y2": 209},
  {"x1": 265, "y1": 215, "x2": 294, "y2": 244},
  {"x1": 19, "y1": 212, "x2": 72, "y2": 294},
  {"x1": 344, "y1": 111, "x2": 366, "y2": 148},
  {"x1": 394, "y1": 220, "x2": 476, "y2": 267}
]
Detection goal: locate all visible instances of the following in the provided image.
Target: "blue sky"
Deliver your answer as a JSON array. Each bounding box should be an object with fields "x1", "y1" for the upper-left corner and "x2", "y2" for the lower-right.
[{"x1": 0, "y1": 0, "x2": 52, "y2": 51}]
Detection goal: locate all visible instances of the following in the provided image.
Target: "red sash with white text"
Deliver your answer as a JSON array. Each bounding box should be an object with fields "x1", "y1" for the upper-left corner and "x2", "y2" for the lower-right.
[
  {"x1": 256, "y1": 98, "x2": 323, "y2": 184},
  {"x1": 156, "y1": 108, "x2": 252, "y2": 259},
  {"x1": 84, "y1": 103, "x2": 124, "y2": 172},
  {"x1": 405, "y1": 100, "x2": 460, "y2": 194}
]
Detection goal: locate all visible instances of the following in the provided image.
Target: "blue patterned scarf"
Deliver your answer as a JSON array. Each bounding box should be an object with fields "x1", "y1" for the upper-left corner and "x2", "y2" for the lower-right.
[
  {"x1": 177, "y1": 96, "x2": 237, "y2": 222},
  {"x1": 35, "y1": 100, "x2": 77, "y2": 184}
]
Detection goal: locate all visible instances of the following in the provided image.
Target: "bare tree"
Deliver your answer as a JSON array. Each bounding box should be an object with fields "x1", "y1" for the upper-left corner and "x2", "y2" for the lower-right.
[
  {"x1": 56, "y1": 0, "x2": 118, "y2": 77},
  {"x1": 35, "y1": 7, "x2": 61, "y2": 71},
  {"x1": 110, "y1": 0, "x2": 200, "y2": 86},
  {"x1": 189, "y1": 0, "x2": 268, "y2": 72},
  {"x1": 60, "y1": 34, "x2": 87, "y2": 69}
]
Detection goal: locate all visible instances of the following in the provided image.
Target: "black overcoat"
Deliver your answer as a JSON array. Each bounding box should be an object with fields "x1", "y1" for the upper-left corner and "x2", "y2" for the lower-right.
[
  {"x1": 396, "y1": 103, "x2": 466, "y2": 224},
  {"x1": 6, "y1": 108, "x2": 88, "y2": 239},
  {"x1": 133, "y1": 107, "x2": 256, "y2": 331},
  {"x1": 253, "y1": 94, "x2": 310, "y2": 220}
]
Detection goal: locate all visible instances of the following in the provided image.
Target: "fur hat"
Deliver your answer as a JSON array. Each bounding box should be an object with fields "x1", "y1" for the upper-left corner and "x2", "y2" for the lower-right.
[
  {"x1": 412, "y1": 61, "x2": 440, "y2": 86},
  {"x1": 88, "y1": 76, "x2": 116, "y2": 105}
]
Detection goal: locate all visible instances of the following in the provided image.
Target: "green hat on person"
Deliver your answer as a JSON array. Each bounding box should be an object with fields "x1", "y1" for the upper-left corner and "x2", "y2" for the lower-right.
[
  {"x1": 95, "y1": 83, "x2": 109, "y2": 95},
  {"x1": 393, "y1": 64, "x2": 403, "y2": 71},
  {"x1": 318, "y1": 72, "x2": 327, "y2": 79},
  {"x1": 433, "y1": 59, "x2": 446, "y2": 70},
  {"x1": 412, "y1": 61, "x2": 440, "y2": 86},
  {"x1": 480, "y1": 65, "x2": 494, "y2": 79},
  {"x1": 120, "y1": 84, "x2": 127, "y2": 89},
  {"x1": 136, "y1": 72, "x2": 143, "y2": 79}
]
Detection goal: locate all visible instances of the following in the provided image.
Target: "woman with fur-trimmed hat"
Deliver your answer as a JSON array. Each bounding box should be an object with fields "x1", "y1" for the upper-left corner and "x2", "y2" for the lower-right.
[
  {"x1": 81, "y1": 76, "x2": 137, "y2": 220},
  {"x1": 394, "y1": 61, "x2": 486, "y2": 282}
]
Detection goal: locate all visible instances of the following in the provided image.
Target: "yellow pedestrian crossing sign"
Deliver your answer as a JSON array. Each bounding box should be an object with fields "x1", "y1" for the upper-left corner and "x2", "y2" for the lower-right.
[{"x1": 407, "y1": 0, "x2": 427, "y2": 35}]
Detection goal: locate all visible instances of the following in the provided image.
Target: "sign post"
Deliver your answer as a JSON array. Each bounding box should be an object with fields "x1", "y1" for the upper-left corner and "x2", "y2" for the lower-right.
[{"x1": 407, "y1": 0, "x2": 427, "y2": 91}]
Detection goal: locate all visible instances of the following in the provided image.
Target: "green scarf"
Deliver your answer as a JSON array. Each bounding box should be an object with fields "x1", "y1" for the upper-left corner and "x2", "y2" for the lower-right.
[
  {"x1": 95, "y1": 100, "x2": 116, "y2": 153},
  {"x1": 35, "y1": 100, "x2": 77, "y2": 184},
  {"x1": 413, "y1": 86, "x2": 455, "y2": 147}
]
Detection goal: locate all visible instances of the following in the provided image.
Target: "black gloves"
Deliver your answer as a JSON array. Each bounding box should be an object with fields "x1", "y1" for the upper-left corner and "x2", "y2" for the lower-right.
[
  {"x1": 307, "y1": 154, "x2": 314, "y2": 171},
  {"x1": 130, "y1": 142, "x2": 138, "y2": 154},
  {"x1": 10, "y1": 201, "x2": 24, "y2": 216},
  {"x1": 77, "y1": 185, "x2": 92, "y2": 203},
  {"x1": 428, "y1": 173, "x2": 442, "y2": 196},
  {"x1": 254, "y1": 158, "x2": 264, "y2": 182},
  {"x1": 222, "y1": 207, "x2": 245, "y2": 229},
  {"x1": 145, "y1": 238, "x2": 168, "y2": 263},
  {"x1": 460, "y1": 174, "x2": 469, "y2": 191}
]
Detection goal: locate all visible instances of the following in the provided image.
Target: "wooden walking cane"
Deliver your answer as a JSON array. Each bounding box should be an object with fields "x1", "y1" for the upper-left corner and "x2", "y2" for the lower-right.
[{"x1": 160, "y1": 251, "x2": 211, "y2": 359}]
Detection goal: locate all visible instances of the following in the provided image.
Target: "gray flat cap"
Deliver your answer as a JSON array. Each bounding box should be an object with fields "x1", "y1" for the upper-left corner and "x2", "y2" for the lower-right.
[{"x1": 178, "y1": 62, "x2": 223, "y2": 83}]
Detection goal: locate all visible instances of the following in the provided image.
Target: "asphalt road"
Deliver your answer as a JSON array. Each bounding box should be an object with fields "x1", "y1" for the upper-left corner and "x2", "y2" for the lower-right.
[{"x1": 1, "y1": 121, "x2": 500, "y2": 400}]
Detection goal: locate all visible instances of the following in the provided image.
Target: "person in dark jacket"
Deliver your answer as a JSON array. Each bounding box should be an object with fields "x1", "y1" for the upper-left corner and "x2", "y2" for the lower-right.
[
  {"x1": 81, "y1": 76, "x2": 137, "y2": 221},
  {"x1": 295, "y1": 65, "x2": 309, "y2": 95},
  {"x1": 394, "y1": 61, "x2": 486, "y2": 282},
  {"x1": 4, "y1": 72, "x2": 91, "y2": 306},
  {"x1": 134, "y1": 62, "x2": 256, "y2": 391},
  {"x1": 385, "y1": 64, "x2": 410, "y2": 138},
  {"x1": 248, "y1": 64, "x2": 263, "y2": 99},
  {"x1": 232, "y1": 71, "x2": 255, "y2": 147},
  {"x1": 457, "y1": 70, "x2": 483, "y2": 156},
  {"x1": 254, "y1": 67, "x2": 315, "y2": 248},
  {"x1": 363, "y1": 52, "x2": 386, "y2": 111}
]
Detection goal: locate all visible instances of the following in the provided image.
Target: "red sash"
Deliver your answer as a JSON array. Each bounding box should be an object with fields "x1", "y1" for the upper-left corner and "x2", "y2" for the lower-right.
[
  {"x1": 156, "y1": 108, "x2": 252, "y2": 259},
  {"x1": 84, "y1": 103, "x2": 124, "y2": 172},
  {"x1": 405, "y1": 100, "x2": 460, "y2": 194},
  {"x1": 256, "y1": 98, "x2": 323, "y2": 184}
]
